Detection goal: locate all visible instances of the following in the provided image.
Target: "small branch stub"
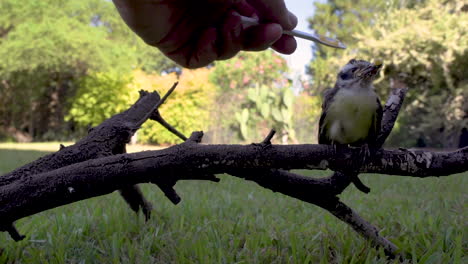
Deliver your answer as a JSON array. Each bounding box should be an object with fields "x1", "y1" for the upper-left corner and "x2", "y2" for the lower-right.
[
  {"x1": 150, "y1": 81, "x2": 188, "y2": 142},
  {"x1": 154, "y1": 182, "x2": 181, "y2": 205},
  {"x1": 261, "y1": 129, "x2": 276, "y2": 145},
  {"x1": 187, "y1": 131, "x2": 204, "y2": 144},
  {"x1": 154, "y1": 82, "x2": 178, "y2": 109},
  {"x1": 351, "y1": 174, "x2": 371, "y2": 194},
  {"x1": 0, "y1": 223, "x2": 25, "y2": 242},
  {"x1": 152, "y1": 111, "x2": 188, "y2": 141}
]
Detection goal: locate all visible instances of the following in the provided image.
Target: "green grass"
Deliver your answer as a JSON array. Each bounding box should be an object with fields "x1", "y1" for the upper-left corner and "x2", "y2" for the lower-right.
[{"x1": 0, "y1": 144, "x2": 466, "y2": 263}]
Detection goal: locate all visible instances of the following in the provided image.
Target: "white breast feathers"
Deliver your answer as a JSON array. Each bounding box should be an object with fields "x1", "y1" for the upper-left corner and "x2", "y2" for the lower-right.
[{"x1": 325, "y1": 88, "x2": 378, "y2": 144}]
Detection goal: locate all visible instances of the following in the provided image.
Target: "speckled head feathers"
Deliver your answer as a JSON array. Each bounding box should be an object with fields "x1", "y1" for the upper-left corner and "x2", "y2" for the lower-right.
[{"x1": 336, "y1": 59, "x2": 382, "y2": 87}]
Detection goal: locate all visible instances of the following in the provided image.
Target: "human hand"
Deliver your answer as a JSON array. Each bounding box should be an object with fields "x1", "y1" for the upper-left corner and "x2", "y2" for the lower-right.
[{"x1": 113, "y1": 0, "x2": 297, "y2": 68}]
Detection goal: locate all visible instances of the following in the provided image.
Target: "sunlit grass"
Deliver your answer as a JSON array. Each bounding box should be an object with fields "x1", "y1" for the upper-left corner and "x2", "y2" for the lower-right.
[
  {"x1": 0, "y1": 142, "x2": 163, "y2": 153},
  {"x1": 0, "y1": 142, "x2": 74, "y2": 152},
  {"x1": 0, "y1": 143, "x2": 466, "y2": 263}
]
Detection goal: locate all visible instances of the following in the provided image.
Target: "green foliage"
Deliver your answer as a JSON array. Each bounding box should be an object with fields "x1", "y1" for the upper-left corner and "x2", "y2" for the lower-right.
[
  {"x1": 0, "y1": 16, "x2": 132, "y2": 76},
  {"x1": 0, "y1": 146, "x2": 466, "y2": 262},
  {"x1": 235, "y1": 108, "x2": 250, "y2": 140},
  {"x1": 307, "y1": 0, "x2": 429, "y2": 91},
  {"x1": 235, "y1": 84, "x2": 297, "y2": 143},
  {"x1": 0, "y1": 0, "x2": 174, "y2": 141},
  {"x1": 307, "y1": 0, "x2": 388, "y2": 92},
  {"x1": 66, "y1": 72, "x2": 133, "y2": 127},
  {"x1": 293, "y1": 93, "x2": 323, "y2": 143},
  {"x1": 132, "y1": 69, "x2": 217, "y2": 145},
  {"x1": 308, "y1": 0, "x2": 467, "y2": 147},
  {"x1": 210, "y1": 50, "x2": 288, "y2": 91},
  {"x1": 354, "y1": 0, "x2": 467, "y2": 147},
  {"x1": 0, "y1": 0, "x2": 137, "y2": 81},
  {"x1": 209, "y1": 51, "x2": 294, "y2": 143}
]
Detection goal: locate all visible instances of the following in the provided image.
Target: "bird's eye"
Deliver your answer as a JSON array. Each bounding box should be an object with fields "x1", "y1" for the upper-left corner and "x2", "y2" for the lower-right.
[{"x1": 340, "y1": 72, "x2": 352, "y2": 80}]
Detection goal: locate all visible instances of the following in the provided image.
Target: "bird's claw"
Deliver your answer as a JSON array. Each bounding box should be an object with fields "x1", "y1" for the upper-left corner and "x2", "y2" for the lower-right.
[
  {"x1": 359, "y1": 144, "x2": 371, "y2": 166},
  {"x1": 348, "y1": 144, "x2": 373, "y2": 193}
]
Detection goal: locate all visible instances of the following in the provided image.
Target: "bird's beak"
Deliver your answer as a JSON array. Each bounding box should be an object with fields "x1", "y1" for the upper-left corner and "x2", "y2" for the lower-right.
[{"x1": 358, "y1": 63, "x2": 383, "y2": 79}]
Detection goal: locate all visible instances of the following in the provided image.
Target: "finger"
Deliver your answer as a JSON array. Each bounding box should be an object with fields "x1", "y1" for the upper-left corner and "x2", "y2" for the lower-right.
[
  {"x1": 218, "y1": 11, "x2": 243, "y2": 60},
  {"x1": 232, "y1": 0, "x2": 257, "y2": 17},
  {"x1": 246, "y1": 0, "x2": 297, "y2": 30},
  {"x1": 187, "y1": 27, "x2": 219, "y2": 68},
  {"x1": 242, "y1": 23, "x2": 283, "y2": 51},
  {"x1": 113, "y1": 0, "x2": 185, "y2": 49},
  {"x1": 287, "y1": 11, "x2": 298, "y2": 30},
  {"x1": 271, "y1": 34, "x2": 297, "y2": 54},
  {"x1": 163, "y1": 27, "x2": 218, "y2": 69}
]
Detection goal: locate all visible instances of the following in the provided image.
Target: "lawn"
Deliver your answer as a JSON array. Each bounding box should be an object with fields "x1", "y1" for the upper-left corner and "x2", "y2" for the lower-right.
[{"x1": 0, "y1": 143, "x2": 466, "y2": 263}]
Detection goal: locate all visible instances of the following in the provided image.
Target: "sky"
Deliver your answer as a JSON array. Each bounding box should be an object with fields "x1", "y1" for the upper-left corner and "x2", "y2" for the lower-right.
[{"x1": 281, "y1": 0, "x2": 316, "y2": 76}]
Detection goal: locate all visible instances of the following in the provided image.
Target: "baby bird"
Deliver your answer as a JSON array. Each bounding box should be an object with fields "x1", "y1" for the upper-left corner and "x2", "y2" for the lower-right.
[{"x1": 318, "y1": 59, "x2": 383, "y2": 192}]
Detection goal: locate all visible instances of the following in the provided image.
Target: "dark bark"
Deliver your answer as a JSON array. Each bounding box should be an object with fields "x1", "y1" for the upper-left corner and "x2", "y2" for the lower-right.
[
  {"x1": 2, "y1": 139, "x2": 465, "y2": 221},
  {"x1": 0, "y1": 87, "x2": 176, "y2": 236},
  {"x1": 376, "y1": 78, "x2": 408, "y2": 147}
]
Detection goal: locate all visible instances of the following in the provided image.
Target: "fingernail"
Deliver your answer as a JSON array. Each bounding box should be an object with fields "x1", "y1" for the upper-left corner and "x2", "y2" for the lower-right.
[
  {"x1": 233, "y1": 20, "x2": 242, "y2": 39},
  {"x1": 268, "y1": 23, "x2": 283, "y2": 44},
  {"x1": 231, "y1": 11, "x2": 242, "y2": 38},
  {"x1": 288, "y1": 12, "x2": 298, "y2": 29}
]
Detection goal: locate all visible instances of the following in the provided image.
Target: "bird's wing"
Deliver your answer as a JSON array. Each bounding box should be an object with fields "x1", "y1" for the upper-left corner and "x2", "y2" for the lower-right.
[
  {"x1": 318, "y1": 87, "x2": 338, "y2": 144},
  {"x1": 368, "y1": 96, "x2": 383, "y2": 146},
  {"x1": 318, "y1": 111, "x2": 331, "y2": 145}
]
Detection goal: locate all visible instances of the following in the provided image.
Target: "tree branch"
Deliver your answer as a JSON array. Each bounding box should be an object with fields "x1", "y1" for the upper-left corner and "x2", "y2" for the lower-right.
[
  {"x1": 1, "y1": 141, "x2": 465, "y2": 224},
  {"x1": 149, "y1": 82, "x2": 188, "y2": 142},
  {"x1": 322, "y1": 201, "x2": 402, "y2": 259},
  {"x1": 377, "y1": 79, "x2": 409, "y2": 147},
  {"x1": 0, "y1": 87, "x2": 177, "y2": 226},
  {"x1": 1, "y1": 81, "x2": 465, "y2": 260}
]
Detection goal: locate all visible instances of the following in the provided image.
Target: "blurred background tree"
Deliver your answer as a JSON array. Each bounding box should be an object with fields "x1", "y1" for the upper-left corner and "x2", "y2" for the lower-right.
[
  {"x1": 235, "y1": 84, "x2": 297, "y2": 143},
  {"x1": 0, "y1": 0, "x2": 465, "y2": 148},
  {"x1": 65, "y1": 72, "x2": 133, "y2": 128},
  {"x1": 307, "y1": 0, "x2": 388, "y2": 93},
  {"x1": 307, "y1": 0, "x2": 467, "y2": 148},
  {"x1": 0, "y1": 0, "x2": 174, "y2": 142},
  {"x1": 208, "y1": 51, "x2": 303, "y2": 143},
  {"x1": 293, "y1": 91, "x2": 322, "y2": 143},
  {"x1": 0, "y1": 0, "x2": 302, "y2": 145},
  {"x1": 131, "y1": 69, "x2": 217, "y2": 145}
]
